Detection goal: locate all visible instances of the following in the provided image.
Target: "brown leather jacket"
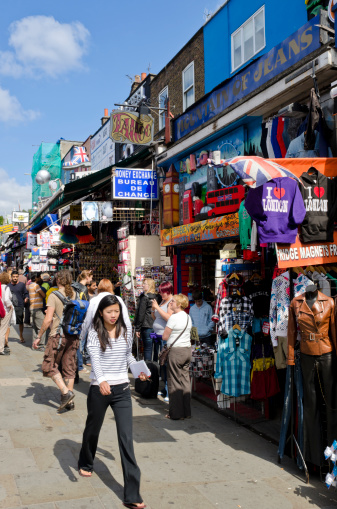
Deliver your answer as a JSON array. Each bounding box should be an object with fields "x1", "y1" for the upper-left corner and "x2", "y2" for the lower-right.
[{"x1": 287, "y1": 291, "x2": 337, "y2": 365}]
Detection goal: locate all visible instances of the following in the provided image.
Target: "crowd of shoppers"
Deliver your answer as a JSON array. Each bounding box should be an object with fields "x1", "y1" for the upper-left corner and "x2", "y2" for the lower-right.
[{"x1": 0, "y1": 263, "x2": 207, "y2": 508}]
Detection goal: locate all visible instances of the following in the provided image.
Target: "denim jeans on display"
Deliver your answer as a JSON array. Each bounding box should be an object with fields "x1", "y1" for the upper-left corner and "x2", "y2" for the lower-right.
[
  {"x1": 278, "y1": 355, "x2": 304, "y2": 469},
  {"x1": 141, "y1": 328, "x2": 154, "y2": 361}
]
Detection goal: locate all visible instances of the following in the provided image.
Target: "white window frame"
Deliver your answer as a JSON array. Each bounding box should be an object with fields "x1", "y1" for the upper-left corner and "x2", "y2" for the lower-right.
[
  {"x1": 231, "y1": 6, "x2": 265, "y2": 73},
  {"x1": 182, "y1": 61, "x2": 195, "y2": 111},
  {"x1": 158, "y1": 86, "x2": 168, "y2": 131}
]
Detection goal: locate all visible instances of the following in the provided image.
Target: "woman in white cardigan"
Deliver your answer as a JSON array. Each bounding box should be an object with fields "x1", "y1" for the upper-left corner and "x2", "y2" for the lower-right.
[{"x1": 0, "y1": 272, "x2": 13, "y2": 355}]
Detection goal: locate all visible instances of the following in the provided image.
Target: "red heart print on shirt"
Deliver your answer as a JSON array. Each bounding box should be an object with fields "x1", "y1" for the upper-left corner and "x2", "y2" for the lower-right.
[
  {"x1": 314, "y1": 187, "x2": 324, "y2": 198},
  {"x1": 274, "y1": 188, "x2": 285, "y2": 199}
]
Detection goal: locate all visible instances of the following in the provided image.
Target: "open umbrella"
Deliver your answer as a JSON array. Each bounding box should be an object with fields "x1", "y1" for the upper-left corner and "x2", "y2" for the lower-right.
[{"x1": 208, "y1": 156, "x2": 300, "y2": 188}]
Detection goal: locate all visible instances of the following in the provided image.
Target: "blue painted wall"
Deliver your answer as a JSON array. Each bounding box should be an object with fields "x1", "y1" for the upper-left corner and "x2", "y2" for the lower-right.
[{"x1": 204, "y1": 0, "x2": 308, "y2": 93}]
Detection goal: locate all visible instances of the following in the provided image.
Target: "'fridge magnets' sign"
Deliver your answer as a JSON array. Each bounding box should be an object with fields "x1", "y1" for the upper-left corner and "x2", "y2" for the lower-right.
[{"x1": 113, "y1": 168, "x2": 158, "y2": 200}]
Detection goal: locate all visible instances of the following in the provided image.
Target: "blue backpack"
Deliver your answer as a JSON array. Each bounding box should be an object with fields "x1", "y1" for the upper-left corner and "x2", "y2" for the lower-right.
[{"x1": 53, "y1": 290, "x2": 89, "y2": 336}]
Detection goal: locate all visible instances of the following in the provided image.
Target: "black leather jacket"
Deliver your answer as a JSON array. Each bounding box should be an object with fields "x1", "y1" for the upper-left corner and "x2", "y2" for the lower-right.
[{"x1": 134, "y1": 292, "x2": 161, "y2": 331}]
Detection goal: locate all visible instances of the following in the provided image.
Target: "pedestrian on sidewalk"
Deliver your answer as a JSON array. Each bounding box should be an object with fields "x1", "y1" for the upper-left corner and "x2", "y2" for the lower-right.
[
  {"x1": 162, "y1": 293, "x2": 192, "y2": 420},
  {"x1": 8, "y1": 270, "x2": 29, "y2": 343},
  {"x1": 134, "y1": 278, "x2": 161, "y2": 361},
  {"x1": 0, "y1": 272, "x2": 13, "y2": 356},
  {"x1": 73, "y1": 270, "x2": 92, "y2": 301},
  {"x1": 29, "y1": 275, "x2": 47, "y2": 350},
  {"x1": 32, "y1": 270, "x2": 78, "y2": 413},
  {"x1": 189, "y1": 290, "x2": 214, "y2": 346},
  {"x1": 87, "y1": 280, "x2": 97, "y2": 300},
  {"x1": 78, "y1": 294, "x2": 146, "y2": 509},
  {"x1": 18, "y1": 269, "x2": 27, "y2": 286}
]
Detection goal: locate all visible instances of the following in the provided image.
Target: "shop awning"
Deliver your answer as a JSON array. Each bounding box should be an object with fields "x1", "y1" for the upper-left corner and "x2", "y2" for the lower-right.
[
  {"x1": 30, "y1": 213, "x2": 59, "y2": 233},
  {"x1": 161, "y1": 213, "x2": 239, "y2": 246},
  {"x1": 29, "y1": 146, "x2": 152, "y2": 228}
]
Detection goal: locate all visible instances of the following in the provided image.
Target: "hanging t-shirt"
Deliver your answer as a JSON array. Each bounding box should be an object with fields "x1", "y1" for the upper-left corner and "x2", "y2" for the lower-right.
[
  {"x1": 243, "y1": 279, "x2": 270, "y2": 317},
  {"x1": 245, "y1": 177, "x2": 306, "y2": 244},
  {"x1": 299, "y1": 168, "x2": 337, "y2": 243}
]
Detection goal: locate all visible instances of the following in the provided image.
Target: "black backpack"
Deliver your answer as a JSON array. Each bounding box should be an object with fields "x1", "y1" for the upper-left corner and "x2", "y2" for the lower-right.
[{"x1": 134, "y1": 361, "x2": 159, "y2": 399}]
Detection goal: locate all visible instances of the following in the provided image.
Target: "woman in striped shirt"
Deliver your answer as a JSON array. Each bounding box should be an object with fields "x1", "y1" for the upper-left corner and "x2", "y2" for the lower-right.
[{"x1": 78, "y1": 294, "x2": 146, "y2": 509}]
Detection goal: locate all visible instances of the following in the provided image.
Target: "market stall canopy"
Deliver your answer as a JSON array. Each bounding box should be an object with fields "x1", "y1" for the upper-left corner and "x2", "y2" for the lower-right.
[
  {"x1": 207, "y1": 156, "x2": 299, "y2": 188},
  {"x1": 29, "y1": 213, "x2": 59, "y2": 233}
]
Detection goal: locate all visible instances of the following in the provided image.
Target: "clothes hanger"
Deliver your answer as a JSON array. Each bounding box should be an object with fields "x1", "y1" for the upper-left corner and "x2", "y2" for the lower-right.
[
  {"x1": 233, "y1": 324, "x2": 241, "y2": 331},
  {"x1": 249, "y1": 272, "x2": 262, "y2": 282},
  {"x1": 318, "y1": 266, "x2": 327, "y2": 275},
  {"x1": 307, "y1": 166, "x2": 318, "y2": 176},
  {"x1": 229, "y1": 272, "x2": 240, "y2": 280}
]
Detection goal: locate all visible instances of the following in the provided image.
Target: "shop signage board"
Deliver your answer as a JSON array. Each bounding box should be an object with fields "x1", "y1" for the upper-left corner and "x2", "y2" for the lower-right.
[
  {"x1": 70, "y1": 204, "x2": 82, "y2": 220},
  {"x1": 12, "y1": 211, "x2": 29, "y2": 223},
  {"x1": 110, "y1": 110, "x2": 154, "y2": 145},
  {"x1": 276, "y1": 231, "x2": 337, "y2": 268},
  {"x1": 0, "y1": 224, "x2": 13, "y2": 233},
  {"x1": 175, "y1": 16, "x2": 320, "y2": 140},
  {"x1": 161, "y1": 213, "x2": 239, "y2": 246},
  {"x1": 113, "y1": 168, "x2": 158, "y2": 200}
]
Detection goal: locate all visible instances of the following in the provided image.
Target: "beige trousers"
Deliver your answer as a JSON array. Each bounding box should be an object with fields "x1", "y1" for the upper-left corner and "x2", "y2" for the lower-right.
[{"x1": 0, "y1": 310, "x2": 13, "y2": 353}]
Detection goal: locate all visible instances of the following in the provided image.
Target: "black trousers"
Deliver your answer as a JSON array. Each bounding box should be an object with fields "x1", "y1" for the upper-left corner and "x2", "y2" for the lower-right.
[
  {"x1": 78, "y1": 383, "x2": 142, "y2": 505},
  {"x1": 301, "y1": 352, "x2": 337, "y2": 466}
]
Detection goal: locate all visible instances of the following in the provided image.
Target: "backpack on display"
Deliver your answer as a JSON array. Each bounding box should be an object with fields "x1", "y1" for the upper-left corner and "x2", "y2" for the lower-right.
[
  {"x1": 0, "y1": 285, "x2": 6, "y2": 319},
  {"x1": 134, "y1": 360, "x2": 159, "y2": 399},
  {"x1": 53, "y1": 290, "x2": 89, "y2": 336}
]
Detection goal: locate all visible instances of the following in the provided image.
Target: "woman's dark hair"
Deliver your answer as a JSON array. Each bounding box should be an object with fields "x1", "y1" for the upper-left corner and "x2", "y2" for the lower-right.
[{"x1": 93, "y1": 295, "x2": 126, "y2": 351}]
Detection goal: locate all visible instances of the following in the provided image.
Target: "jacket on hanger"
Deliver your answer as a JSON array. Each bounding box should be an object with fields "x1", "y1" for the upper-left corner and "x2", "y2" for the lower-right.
[
  {"x1": 245, "y1": 177, "x2": 306, "y2": 244},
  {"x1": 287, "y1": 291, "x2": 337, "y2": 365},
  {"x1": 299, "y1": 168, "x2": 337, "y2": 243},
  {"x1": 269, "y1": 271, "x2": 312, "y2": 346},
  {"x1": 215, "y1": 328, "x2": 252, "y2": 397}
]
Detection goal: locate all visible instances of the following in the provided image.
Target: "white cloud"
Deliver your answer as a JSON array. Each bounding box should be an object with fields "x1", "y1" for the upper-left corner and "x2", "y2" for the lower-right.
[
  {"x1": 0, "y1": 168, "x2": 32, "y2": 214},
  {"x1": 0, "y1": 15, "x2": 90, "y2": 78},
  {"x1": 0, "y1": 85, "x2": 39, "y2": 123}
]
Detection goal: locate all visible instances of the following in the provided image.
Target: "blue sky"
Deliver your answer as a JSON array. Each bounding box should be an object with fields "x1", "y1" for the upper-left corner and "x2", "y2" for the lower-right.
[{"x1": 0, "y1": 0, "x2": 221, "y2": 216}]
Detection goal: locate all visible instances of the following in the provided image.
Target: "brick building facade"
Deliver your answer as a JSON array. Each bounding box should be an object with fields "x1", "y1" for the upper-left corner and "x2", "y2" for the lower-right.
[{"x1": 150, "y1": 28, "x2": 204, "y2": 138}]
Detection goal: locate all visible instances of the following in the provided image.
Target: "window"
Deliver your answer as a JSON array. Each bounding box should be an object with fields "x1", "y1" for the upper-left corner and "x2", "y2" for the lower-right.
[
  {"x1": 231, "y1": 6, "x2": 265, "y2": 72},
  {"x1": 182, "y1": 62, "x2": 195, "y2": 111},
  {"x1": 158, "y1": 86, "x2": 168, "y2": 131}
]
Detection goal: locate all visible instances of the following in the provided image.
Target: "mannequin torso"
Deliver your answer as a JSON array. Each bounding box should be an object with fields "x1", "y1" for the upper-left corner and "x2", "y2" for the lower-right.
[{"x1": 305, "y1": 284, "x2": 318, "y2": 310}]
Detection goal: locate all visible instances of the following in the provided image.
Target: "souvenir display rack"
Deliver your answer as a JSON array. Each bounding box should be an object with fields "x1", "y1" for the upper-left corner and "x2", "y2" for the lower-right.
[
  {"x1": 134, "y1": 264, "x2": 174, "y2": 297},
  {"x1": 78, "y1": 243, "x2": 118, "y2": 282}
]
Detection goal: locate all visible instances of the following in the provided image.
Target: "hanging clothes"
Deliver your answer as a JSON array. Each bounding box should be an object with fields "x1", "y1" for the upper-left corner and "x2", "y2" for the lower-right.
[
  {"x1": 299, "y1": 167, "x2": 337, "y2": 243},
  {"x1": 260, "y1": 122, "x2": 268, "y2": 158},
  {"x1": 215, "y1": 328, "x2": 252, "y2": 397},
  {"x1": 271, "y1": 118, "x2": 282, "y2": 158},
  {"x1": 218, "y1": 296, "x2": 253, "y2": 337},
  {"x1": 276, "y1": 117, "x2": 287, "y2": 157},
  {"x1": 238, "y1": 200, "x2": 252, "y2": 250},
  {"x1": 245, "y1": 177, "x2": 306, "y2": 244},
  {"x1": 266, "y1": 119, "x2": 275, "y2": 158},
  {"x1": 269, "y1": 271, "x2": 312, "y2": 346},
  {"x1": 243, "y1": 279, "x2": 270, "y2": 317}
]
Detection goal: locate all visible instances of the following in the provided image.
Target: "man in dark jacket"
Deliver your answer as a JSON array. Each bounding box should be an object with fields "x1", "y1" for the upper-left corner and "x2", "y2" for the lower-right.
[
  {"x1": 8, "y1": 270, "x2": 29, "y2": 343},
  {"x1": 134, "y1": 279, "x2": 161, "y2": 361}
]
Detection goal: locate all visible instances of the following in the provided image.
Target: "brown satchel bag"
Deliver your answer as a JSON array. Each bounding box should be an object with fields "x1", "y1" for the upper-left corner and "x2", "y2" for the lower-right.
[{"x1": 158, "y1": 315, "x2": 189, "y2": 366}]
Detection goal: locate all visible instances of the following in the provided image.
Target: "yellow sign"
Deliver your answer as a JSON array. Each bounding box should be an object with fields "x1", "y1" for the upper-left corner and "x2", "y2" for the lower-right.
[
  {"x1": 0, "y1": 224, "x2": 13, "y2": 233},
  {"x1": 110, "y1": 110, "x2": 154, "y2": 145},
  {"x1": 161, "y1": 213, "x2": 239, "y2": 246},
  {"x1": 70, "y1": 204, "x2": 82, "y2": 221}
]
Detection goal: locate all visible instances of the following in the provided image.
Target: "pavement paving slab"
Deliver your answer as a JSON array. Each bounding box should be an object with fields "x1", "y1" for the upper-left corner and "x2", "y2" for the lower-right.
[{"x1": 0, "y1": 325, "x2": 336, "y2": 509}]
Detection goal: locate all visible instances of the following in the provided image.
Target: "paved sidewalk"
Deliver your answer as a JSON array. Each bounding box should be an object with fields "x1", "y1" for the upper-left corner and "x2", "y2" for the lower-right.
[{"x1": 0, "y1": 325, "x2": 336, "y2": 509}]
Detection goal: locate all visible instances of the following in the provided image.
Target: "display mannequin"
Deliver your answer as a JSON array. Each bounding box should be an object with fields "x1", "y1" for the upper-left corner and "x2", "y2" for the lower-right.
[
  {"x1": 288, "y1": 290, "x2": 337, "y2": 466},
  {"x1": 305, "y1": 284, "x2": 318, "y2": 309}
]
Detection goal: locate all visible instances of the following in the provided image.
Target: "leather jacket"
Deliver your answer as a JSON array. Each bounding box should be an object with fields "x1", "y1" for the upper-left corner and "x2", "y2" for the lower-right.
[{"x1": 287, "y1": 291, "x2": 337, "y2": 365}]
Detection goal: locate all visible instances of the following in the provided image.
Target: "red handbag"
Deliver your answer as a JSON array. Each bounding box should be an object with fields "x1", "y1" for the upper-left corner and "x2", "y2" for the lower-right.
[{"x1": 0, "y1": 285, "x2": 7, "y2": 319}]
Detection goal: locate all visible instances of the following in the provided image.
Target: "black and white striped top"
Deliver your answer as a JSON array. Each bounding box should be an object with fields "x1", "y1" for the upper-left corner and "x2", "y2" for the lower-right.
[{"x1": 87, "y1": 326, "x2": 136, "y2": 386}]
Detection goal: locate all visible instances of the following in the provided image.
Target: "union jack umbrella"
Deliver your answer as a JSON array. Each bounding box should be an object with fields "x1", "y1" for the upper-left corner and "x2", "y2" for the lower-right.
[
  {"x1": 208, "y1": 156, "x2": 299, "y2": 188},
  {"x1": 63, "y1": 146, "x2": 90, "y2": 167}
]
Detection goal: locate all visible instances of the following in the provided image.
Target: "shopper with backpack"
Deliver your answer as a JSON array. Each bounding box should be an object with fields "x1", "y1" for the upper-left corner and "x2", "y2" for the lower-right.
[{"x1": 32, "y1": 270, "x2": 89, "y2": 412}]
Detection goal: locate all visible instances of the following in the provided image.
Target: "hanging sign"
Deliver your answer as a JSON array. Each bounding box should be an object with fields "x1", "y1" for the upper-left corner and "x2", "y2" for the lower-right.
[
  {"x1": 26, "y1": 233, "x2": 37, "y2": 249},
  {"x1": 70, "y1": 204, "x2": 82, "y2": 220},
  {"x1": 0, "y1": 224, "x2": 13, "y2": 233},
  {"x1": 110, "y1": 110, "x2": 154, "y2": 145},
  {"x1": 161, "y1": 213, "x2": 239, "y2": 246},
  {"x1": 113, "y1": 168, "x2": 158, "y2": 200},
  {"x1": 276, "y1": 231, "x2": 337, "y2": 268},
  {"x1": 12, "y1": 211, "x2": 29, "y2": 223}
]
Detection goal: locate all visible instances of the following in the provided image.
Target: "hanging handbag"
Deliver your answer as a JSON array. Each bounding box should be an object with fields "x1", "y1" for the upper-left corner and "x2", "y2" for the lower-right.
[
  {"x1": 158, "y1": 315, "x2": 189, "y2": 366},
  {"x1": 190, "y1": 326, "x2": 199, "y2": 342}
]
